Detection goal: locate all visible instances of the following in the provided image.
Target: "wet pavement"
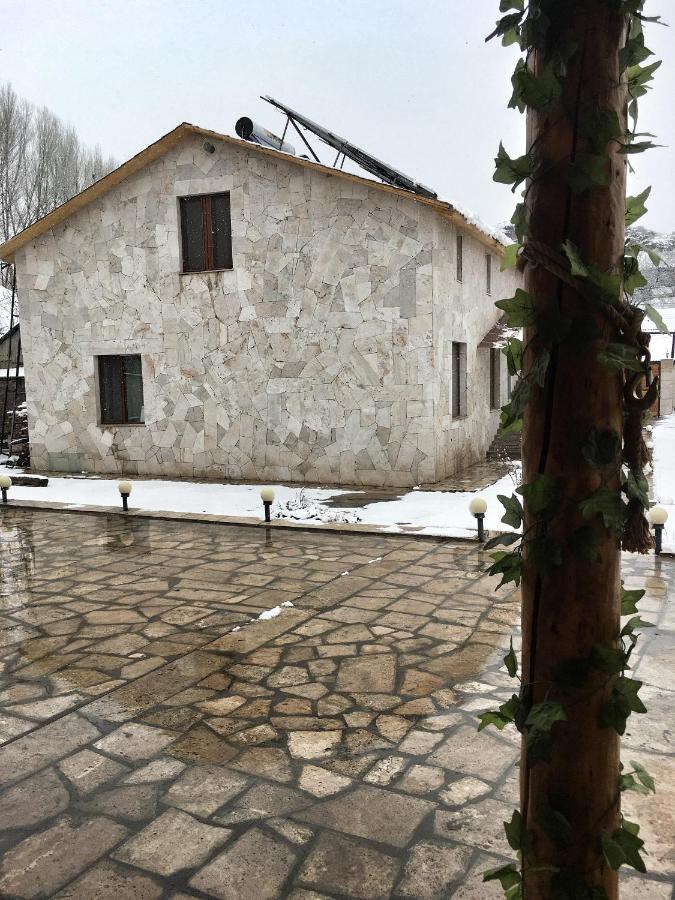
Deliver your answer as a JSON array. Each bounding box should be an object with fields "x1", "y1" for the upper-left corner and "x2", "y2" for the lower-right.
[{"x1": 0, "y1": 508, "x2": 672, "y2": 899}]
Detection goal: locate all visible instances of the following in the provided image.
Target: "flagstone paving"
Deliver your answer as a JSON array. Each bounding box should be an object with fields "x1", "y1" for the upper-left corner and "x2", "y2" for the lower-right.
[{"x1": 0, "y1": 508, "x2": 673, "y2": 899}]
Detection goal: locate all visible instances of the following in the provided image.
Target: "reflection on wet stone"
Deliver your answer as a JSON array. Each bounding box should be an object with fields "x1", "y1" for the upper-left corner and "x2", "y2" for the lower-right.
[{"x1": 0, "y1": 509, "x2": 671, "y2": 898}]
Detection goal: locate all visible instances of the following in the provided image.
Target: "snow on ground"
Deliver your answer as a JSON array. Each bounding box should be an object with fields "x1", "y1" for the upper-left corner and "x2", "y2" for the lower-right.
[
  {"x1": 650, "y1": 413, "x2": 675, "y2": 553},
  {"x1": 0, "y1": 459, "x2": 519, "y2": 540},
  {"x1": 1, "y1": 414, "x2": 674, "y2": 552}
]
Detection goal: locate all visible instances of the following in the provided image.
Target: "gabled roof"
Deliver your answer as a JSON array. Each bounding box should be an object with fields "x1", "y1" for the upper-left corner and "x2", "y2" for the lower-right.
[{"x1": 0, "y1": 122, "x2": 506, "y2": 263}]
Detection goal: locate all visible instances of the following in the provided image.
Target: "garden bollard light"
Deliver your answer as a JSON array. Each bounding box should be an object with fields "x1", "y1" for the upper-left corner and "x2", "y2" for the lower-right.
[
  {"x1": 118, "y1": 480, "x2": 132, "y2": 512},
  {"x1": 260, "y1": 486, "x2": 275, "y2": 523},
  {"x1": 0, "y1": 474, "x2": 11, "y2": 503},
  {"x1": 469, "y1": 496, "x2": 488, "y2": 542},
  {"x1": 647, "y1": 505, "x2": 668, "y2": 555}
]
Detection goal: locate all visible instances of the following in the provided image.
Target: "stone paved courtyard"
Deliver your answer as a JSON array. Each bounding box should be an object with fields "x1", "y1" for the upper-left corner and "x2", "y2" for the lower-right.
[{"x1": 0, "y1": 509, "x2": 672, "y2": 899}]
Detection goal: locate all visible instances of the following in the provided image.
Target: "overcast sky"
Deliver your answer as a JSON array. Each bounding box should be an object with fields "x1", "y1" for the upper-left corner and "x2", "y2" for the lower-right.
[{"x1": 3, "y1": 0, "x2": 674, "y2": 232}]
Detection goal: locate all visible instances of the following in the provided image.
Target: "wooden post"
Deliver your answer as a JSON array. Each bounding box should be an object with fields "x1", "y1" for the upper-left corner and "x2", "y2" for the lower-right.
[{"x1": 520, "y1": 5, "x2": 628, "y2": 897}]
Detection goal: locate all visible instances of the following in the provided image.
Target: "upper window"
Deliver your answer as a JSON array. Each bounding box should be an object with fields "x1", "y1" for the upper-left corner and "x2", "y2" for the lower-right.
[
  {"x1": 456, "y1": 234, "x2": 463, "y2": 283},
  {"x1": 180, "y1": 192, "x2": 233, "y2": 273},
  {"x1": 490, "y1": 347, "x2": 500, "y2": 409},
  {"x1": 98, "y1": 355, "x2": 144, "y2": 425},
  {"x1": 451, "y1": 341, "x2": 467, "y2": 418},
  {"x1": 486, "y1": 253, "x2": 492, "y2": 295}
]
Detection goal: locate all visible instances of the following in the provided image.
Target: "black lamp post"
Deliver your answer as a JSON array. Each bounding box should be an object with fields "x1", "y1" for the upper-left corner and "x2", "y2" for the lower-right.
[
  {"x1": 260, "y1": 487, "x2": 275, "y2": 523},
  {"x1": 648, "y1": 505, "x2": 668, "y2": 555},
  {"x1": 469, "y1": 496, "x2": 487, "y2": 542},
  {"x1": 118, "y1": 480, "x2": 132, "y2": 512},
  {"x1": 0, "y1": 474, "x2": 11, "y2": 503}
]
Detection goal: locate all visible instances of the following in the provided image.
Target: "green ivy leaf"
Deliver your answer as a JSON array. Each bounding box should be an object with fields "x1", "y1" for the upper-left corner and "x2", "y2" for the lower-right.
[
  {"x1": 602, "y1": 821, "x2": 647, "y2": 873},
  {"x1": 527, "y1": 536, "x2": 563, "y2": 578},
  {"x1": 562, "y1": 240, "x2": 589, "y2": 278},
  {"x1": 625, "y1": 186, "x2": 651, "y2": 226},
  {"x1": 620, "y1": 615, "x2": 653, "y2": 637},
  {"x1": 567, "y1": 153, "x2": 609, "y2": 194},
  {"x1": 501, "y1": 243, "x2": 521, "y2": 271},
  {"x1": 619, "y1": 772, "x2": 651, "y2": 795},
  {"x1": 581, "y1": 427, "x2": 620, "y2": 469},
  {"x1": 526, "y1": 700, "x2": 567, "y2": 732},
  {"x1": 620, "y1": 583, "x2": 645, "y2": 616},
  {"x1": 499, "y1": 493, "x2": 524, "y2": 529},
  {"x1": 511, "y1": 203, "x2": 529, "y2": 242},
  {"x1": 487, "y1": 551, "x2": 523, "y2": 589},
  {"x1": 590, "y1": 643, "x2": 626, "y2": 675},
  {"x1": 499, "y1": 0, "x2": 524, "y2": 10},
  {"x1": 486, "y1": 12, "x2": 525, "y2": 44},
  {"x1": 495, "y1": 289, "x2": 537, "y2": 327},
  {"x1": 483, "y1": 862, "x2": 521, "y2": 896},
  {"x1": 569, "y1": 525, "x2": 602, "y2": 563},
  {"x1": 579, "y1": 107, "x2": 623, "y2": 154},
  {"x1": 494, "y1": 142, "x2": 535, "y2": 191},
  {"x1": 502, "y1": 337, "x2": 523, "y2": 377},
  {"x1": 536, "y1": 801, "x2": 573, "y2": 846},
  {"x1": 629, "y1": 759, "x2": 656, "y2": 793},
  {"x1": 623, "y1": 255, "x2": 648, "y2": 295},
  {"x1": 478, "y1": 694, "x2": 521, "y2": 732},
  {"x1": 511, "y1": 62, "x2": 561, "y2": 112},
  {"x1": 518, "y1": 473, "x2": 559, "y2": 519},
  {"x1": 619, "y1": 139, "x2": 663, "y2": 154},
  {"x1": 627, "y1": 59, "x2": 662, "y2": 94},
  {"x1": 600, "y1": 676, "x2": 646, "y2": 734},
  {"x1": 526, "y1": 727, "x2": 554, "y2": 767},
  {"x1": 619, "y1": 30, "x2": 653, "y2": 73},
  {"x1": 597, "y1": 343, "x2": 644, "y2": 373},
  {"x1": 644, "y1": 303, "x2": 668, "y2": 334},
  {"x1": 504, "y1": 638, "x2": 518, "y2": 678},
  {"x1": 504, "y1": 809, "x2": 531, "y2": 852},
  {"x1": 579, "y1": 488, "x2": 626, "y2": 533},
  {"x1": 484, "y1": 532, "x2": 521, "y2": 551},
  {"x1": 622, "y1": 469, "x2": 649, "y2": 508},
  {"x1": 601, "y1": 832, "x2": 629, "y2": 871}
]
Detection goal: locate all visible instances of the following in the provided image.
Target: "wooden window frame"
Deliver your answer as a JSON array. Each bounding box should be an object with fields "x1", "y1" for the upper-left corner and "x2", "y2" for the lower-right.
[
  {"x1": 456, "y1": 234, "x2": 463, "y2": 283},
  {"x1": 179, "y1": 192, "x2": 233, "y2": 274},
  {"x1": 97, "y1": 354, "x2": 144, "y2": 426}
]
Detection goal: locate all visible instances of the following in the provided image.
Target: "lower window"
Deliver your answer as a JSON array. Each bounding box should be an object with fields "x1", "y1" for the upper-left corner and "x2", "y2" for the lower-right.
[{"x1": 98, "y1": 355, "x2": 144, "y2": 424}]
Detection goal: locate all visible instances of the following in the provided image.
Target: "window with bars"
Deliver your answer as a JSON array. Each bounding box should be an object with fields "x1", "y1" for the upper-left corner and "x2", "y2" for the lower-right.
[
  {"x1": 486, "y1": 252, "x2": 492, "y2": 295},
  {"x1": 180, "y1": 192, "x2": 233, "y2": 273},
  {"x1": 456, "y1": 234, "x2": 463, "y2": 282},
  {"x1": 490, "y1": 347, "x2": 500, "y2": 409},
  {"x1": 98, "y1": 355, "x2": 144, "y2": 425},
  {"x1": 451, "y1": 341, "x2": 467, "y2": 417}
]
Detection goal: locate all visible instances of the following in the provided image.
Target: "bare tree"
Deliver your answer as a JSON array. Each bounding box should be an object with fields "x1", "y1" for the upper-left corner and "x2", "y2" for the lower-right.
[{"x1": 0, "y1": 83, "x2": 117, "y2": 301}]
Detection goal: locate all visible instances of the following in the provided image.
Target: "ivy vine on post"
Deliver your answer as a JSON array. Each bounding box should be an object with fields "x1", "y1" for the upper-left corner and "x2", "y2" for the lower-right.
[{"x1": 479, "y1": 2, "x2": 663, "y2": 898}]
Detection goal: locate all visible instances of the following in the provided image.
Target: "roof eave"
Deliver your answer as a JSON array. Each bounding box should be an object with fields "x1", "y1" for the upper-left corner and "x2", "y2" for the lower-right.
[{"x1": 0, "y1": 122, "x2": 505, "y2": 263}]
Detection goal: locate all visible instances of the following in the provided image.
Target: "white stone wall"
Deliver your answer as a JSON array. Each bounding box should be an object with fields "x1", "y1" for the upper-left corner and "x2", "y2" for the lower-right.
[{"x1": 15, "y1": 134, "x2": 521, "y2": 486}]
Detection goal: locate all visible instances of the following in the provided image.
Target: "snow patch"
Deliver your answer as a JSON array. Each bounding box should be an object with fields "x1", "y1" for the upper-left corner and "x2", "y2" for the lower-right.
[{"x1": 255, "y1": 601, "x2": 294, "y2": 621}]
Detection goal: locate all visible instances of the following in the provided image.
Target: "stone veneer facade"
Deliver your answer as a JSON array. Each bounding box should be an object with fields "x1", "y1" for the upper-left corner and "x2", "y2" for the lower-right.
[{"x1": 13, "y1": 133, "x2": 521, "y2": 486}]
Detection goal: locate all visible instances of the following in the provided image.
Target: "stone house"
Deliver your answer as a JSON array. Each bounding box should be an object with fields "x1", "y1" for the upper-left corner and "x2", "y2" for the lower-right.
[{"x1": 0, "y1": 123, "x2": 520, "y2": 486}]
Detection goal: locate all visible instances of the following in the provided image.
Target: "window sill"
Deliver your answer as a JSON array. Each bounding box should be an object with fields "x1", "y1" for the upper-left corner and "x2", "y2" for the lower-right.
[
  {"x1": 180, "y1": 268, "x2": 234, "y2": 276},
  {"x1": 100, "y1": 422, "x2": 146, "y2": 428}
]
